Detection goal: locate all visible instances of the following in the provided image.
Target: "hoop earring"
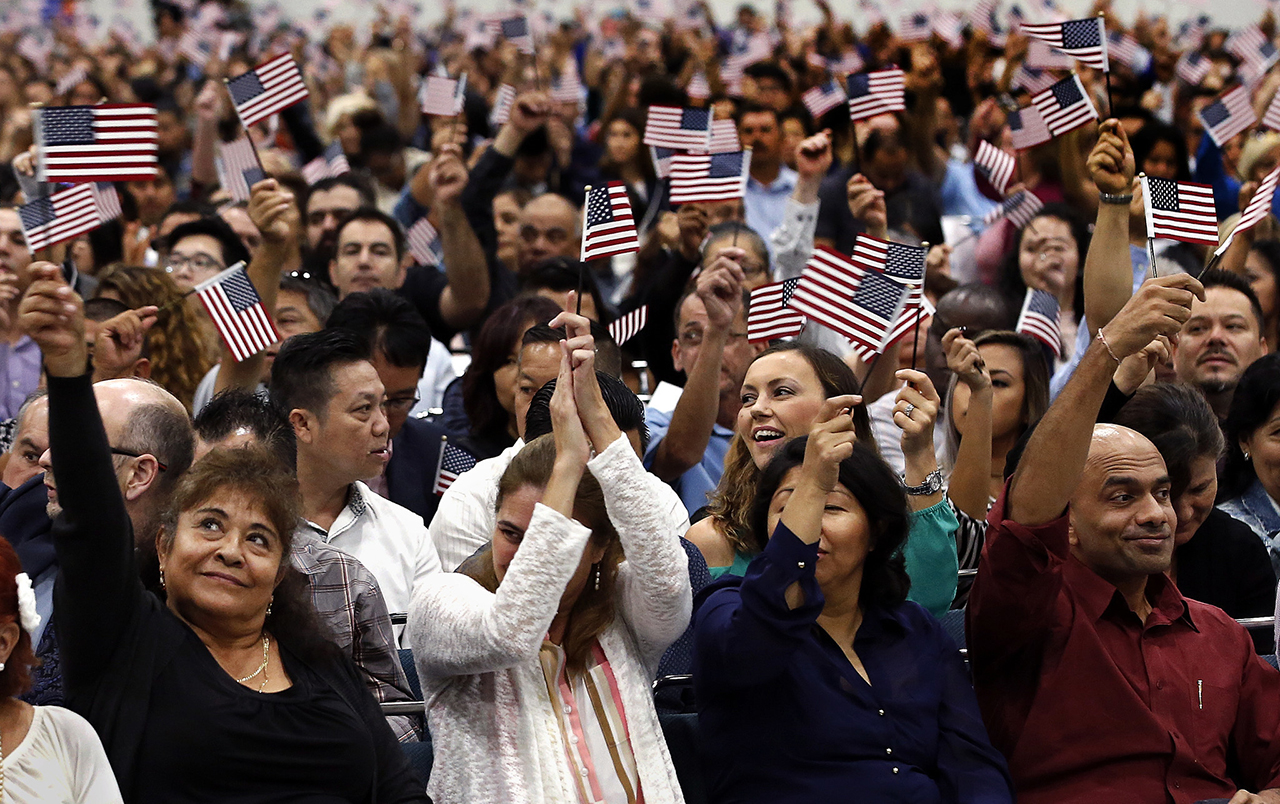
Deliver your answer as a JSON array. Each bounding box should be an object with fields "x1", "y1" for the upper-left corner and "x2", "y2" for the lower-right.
[
  {"x1": 266, "y1": 598, "x2": 273, "y2": 618},
  {"x1": 593, "y1": 563, "x2": 601, "y2": 592}
]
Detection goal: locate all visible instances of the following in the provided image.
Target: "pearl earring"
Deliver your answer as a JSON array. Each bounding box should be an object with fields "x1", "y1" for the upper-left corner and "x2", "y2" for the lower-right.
[
  {"x1": 1245, "y1": 450, "x2": 1252, "y2": 461},
  {"x1": 593, "y1": 563, "x2": 601, "y2": 592},
  {"x1": 159, "y1": 569, "x2": 165, "y2": 589}
]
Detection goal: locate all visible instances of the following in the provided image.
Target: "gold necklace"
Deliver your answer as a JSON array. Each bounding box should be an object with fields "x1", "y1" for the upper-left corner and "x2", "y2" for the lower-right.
[{"x1": 236, "y1": 633, "x2": 270, "y2": 691}]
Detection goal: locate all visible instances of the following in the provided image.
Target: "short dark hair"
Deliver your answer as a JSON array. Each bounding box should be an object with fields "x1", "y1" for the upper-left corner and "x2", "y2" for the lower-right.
[
  {"x1": 359, "y1": 121, "x2": 403, "y2": 157},
  {"x1": 524, "y1": 373, "x2": 650, "y2": 451},
  {"x1": 84, "y1": 297, "x2": 129, "y2": 322},
  {"x1": 521, "y1": 323, "x2": 622, "y2": 378},
  {"x1": 734, "y1": 99, "x2": 779, "y2": 126},
  {"x1": 1113, "y1": 383, "x2": 1223, "y2": 499},
  {"x1": 166, "y1": 216, "x2": 251, "y2": 268},
  {"x1": 279, "y1": 275, "x2": 338, "y2": 323},
  {"x1": 743, "y1": 61, "x2": 791, "y2": 91},
  {"x1": 778, "y1": 104, "x2": 815, "y2": 136},
  {"x1": 704, "y1": 221, "x2": 769, "y2": 268},
  {"x1": 751, "y1": 438, "x2": 910, "y2": 607},
  {"x1": 269, "y1": 329, "x2": 373, "y2": 418},
  {"x1": 305, "y1": 174, "x2": 376, "y2": 211},
  {"x1": 864, "y1": 126, "x2": 908, "y2": 162},
  {"x1": 194, "y1": 390, "x2": 298, "y2": 471},
  {"x1": 1221, "y1": 353, "x2": 1280, "y2": 500},
  {"x1": 326, "y1": 288, "x2": 431, "y2": 373},
  {"x1": 333, "y1": 206, "x2": 406, "y2": 263},
  {"x1": 518, "y1": 257, "x2": 608, "y2": 323},
  {"x1": 1199, "y1": 268, "x2": 1266, "y2": 329}
]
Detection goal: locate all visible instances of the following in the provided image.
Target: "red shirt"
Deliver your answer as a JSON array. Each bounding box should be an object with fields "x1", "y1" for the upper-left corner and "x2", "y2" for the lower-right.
[{"x1": 968, "y1": 486, "x2": 1280, "y2": 804}]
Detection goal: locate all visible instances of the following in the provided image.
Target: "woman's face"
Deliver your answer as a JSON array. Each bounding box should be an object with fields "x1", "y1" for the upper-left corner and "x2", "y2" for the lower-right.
[
  {"x1": 157, "y1": 491, "x2": 284, "y2": 625},
  {"x1": 738, "y1": 352, "x2": 829, "y2": 469},
  {"x1": 605, "y1": 119, "x2": 641, "y2": 166},
  {"x1": 492, "y1": 320, "x2": 534, "y2": 417},
  {"x1": 1242, "y1": 403, "x2": 1280, "y2": 502},
  {"x1": 492, "y1": 483, "x2": 605, "y2": 605},
  {"x1": 951, "y1": 343, "x2": 1028, "y2": 443},
  {"x1": 766, "y1": 469, "x2": 871, "y2": 591},
  {"x1": 1141, "y1": 139, "x2": 1180, "y2": 181},
  {"x1": 1173, "y1": 455, "x2": 1218, "y2": 545},
  {"x1": 1244, "y1": 250, "x2": 1277, "y2": 321},
  {"x1": 1018, "y1": 216, "x2": 1079, "y2": 301},
  {"x1": 335, "y1": 114, "x2": 362, "y2": 155}
]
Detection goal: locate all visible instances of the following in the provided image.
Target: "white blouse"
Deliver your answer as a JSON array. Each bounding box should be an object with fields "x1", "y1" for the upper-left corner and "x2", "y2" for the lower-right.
[{"x1": 3, "y1": 705, "x2": 122, "y2": 804}]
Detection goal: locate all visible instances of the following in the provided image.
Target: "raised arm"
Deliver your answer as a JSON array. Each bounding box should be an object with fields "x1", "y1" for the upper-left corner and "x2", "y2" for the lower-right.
[
  {"x1": 942, "y1": 328, "x2": 994, "y2": 519},
  {"x1": 771, "y1": 130, "x2": 830, "y2": 280},
  {"x1": 429, "y1": 145, "x2": 491, "y2": 332},
  {"x1": 1083, "y1": 119, "x2": 1139, "y2": 336}
]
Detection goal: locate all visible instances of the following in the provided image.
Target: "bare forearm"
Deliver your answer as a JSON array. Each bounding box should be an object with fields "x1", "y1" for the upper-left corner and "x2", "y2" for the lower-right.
[
  {"x1": 947, "y1": 388, "x2": 994, "y2": 519},
  {"x1": 436, "y1": 203, "x2": 490, "y2": 330},
  {"x1": 1219, "y1": 227, "x2": 1254, "y2": 278},
  {"x1": 191, "y1": 117, "x2": 218, "y2": 188},
  {"x1": 1007, "y1": 340, "x2": 1115, "y2": 525},
  {"x1": 1084, "y1": 203, "x2": 1134, "y2": 335},
  {"x1": 651, "y1": 333, "x2": 726, "y2": 480}
]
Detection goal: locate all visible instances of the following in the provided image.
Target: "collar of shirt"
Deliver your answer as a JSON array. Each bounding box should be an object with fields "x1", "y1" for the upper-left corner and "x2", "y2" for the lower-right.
[
  {"x1": 303, "y1": 483, "x2": 369, "y2": 540},
  {"x1": 748, "y1": 166, "x2": 798, "y2": 194},
  {"x1": 1241, "y1": 477, "x2": 1280, "y2": 534},
  {"x1": 1065, "y1": 556, "x2": 1197, "y2": 632}
]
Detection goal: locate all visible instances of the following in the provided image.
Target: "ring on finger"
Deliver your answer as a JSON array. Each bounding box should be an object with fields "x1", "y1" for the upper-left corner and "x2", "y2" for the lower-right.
[{"x1": 902, "y1": 403, "x2": 915, "y2": 418}]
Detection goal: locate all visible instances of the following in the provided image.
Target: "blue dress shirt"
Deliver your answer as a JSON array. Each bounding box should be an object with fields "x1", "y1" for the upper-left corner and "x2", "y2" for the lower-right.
[
  {"x1": 643, "y1": 406, "x2": 734, "y2": 516},
  {"x1": 693, "y1": 522, "x2": 1014, "y2": 804}
]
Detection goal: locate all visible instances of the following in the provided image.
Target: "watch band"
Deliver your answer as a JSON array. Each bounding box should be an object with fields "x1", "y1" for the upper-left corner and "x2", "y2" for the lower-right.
[
  {"x1": 902, "y1": 469, "x2": 943, "y2": 496},
  {"x1": 1098, "y1": 191, "x2": 1134, "y2": 205}
]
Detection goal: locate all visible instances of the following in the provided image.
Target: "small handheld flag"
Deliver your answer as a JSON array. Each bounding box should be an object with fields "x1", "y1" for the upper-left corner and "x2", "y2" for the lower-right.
[
  {"x1": 846, "y1": 69, "x2": 906, "y2": 122},
  {"x1": 608, "y1": 306, "x2": 648, "y2": 345},
  {"x1": 194, "y1": 263, "x2": 281, "y2": 363},
  {"x1": 1216, "y1": 164, "x2": 1280, "y2": 257},
  {"x1": 581, "y1": 183, "x2": 640, "y2": 262},
  {"x1": 35, "y1": 104, "x2": 159, "y2": 183},
  {"x1": 1140, "y1": 176, "x2": 1219, "y2": 247},
  {"x1": 669, "y1": 151, "x2": 751, "y2": 205},
  {"x1": 226, "y1": 53, "x2": 309, "y2": 129},
  {"x1": 1019, "y1": 18, "x2": 1109, "y2": 71},
  {"x1": 644, "y1": 106, "x2": 712, "y2": 150},
  {"x1": 974, "y1": 140, "x2": 1017, "y2": 196},
  {"x1": 747, "y1": 278, "x2": 805, "y2": 342},
  {"x1": 1016, "y1": 288, "x2": 1063, "y2": 357},
  {"x1": 406, "y1": 217, "x2": 441, "y2": 267},
  {"x1": 18, "y1": 183, "x2": 122, "y2": 252},
  {"x1": 1199, "y1": 86, "x2": 1257, "y2": 147},
  {"x1": 216, "y1": 137, "x2": 267, "y2": 203},
  {"x1": 300, "y1": 141, "x2": 351, "y2": 185},
  {"x1": 1030, "y1": 74, "x2": 1098, "y2": 138},
  {"x1": 433, "y1": 439, "x2": 477, "y2": 495}
]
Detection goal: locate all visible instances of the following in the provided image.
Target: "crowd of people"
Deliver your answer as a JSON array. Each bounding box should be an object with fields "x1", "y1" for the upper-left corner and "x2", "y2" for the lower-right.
[{"x1": 6, "y1": 0, "x2": 1280, "y2": 801}]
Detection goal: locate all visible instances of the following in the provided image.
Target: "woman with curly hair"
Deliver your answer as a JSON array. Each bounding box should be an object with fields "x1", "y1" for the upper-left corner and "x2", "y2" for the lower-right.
[{"x1": 92, "y1": 265, "x2": 217, "y2": 412}]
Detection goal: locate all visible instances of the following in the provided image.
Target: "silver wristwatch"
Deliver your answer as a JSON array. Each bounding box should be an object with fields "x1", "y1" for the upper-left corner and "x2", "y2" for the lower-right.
[{"x1": 902, "y1": 469, "x2": 943, "y2": 496}]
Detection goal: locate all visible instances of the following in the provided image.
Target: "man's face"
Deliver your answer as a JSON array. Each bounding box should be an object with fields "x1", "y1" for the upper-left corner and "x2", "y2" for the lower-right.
[
  {"x1": 752, "y1": 78, "x2": 790, "y2": 113},
  {"x1": 518, "y1": 196, "x2": 578, "y2": 270},
  {"x1": 166, "y1": 233, "x2": 226, "y2": 293},
  {"x1": 329, "y1": 219, "x2": 406, "y2": 299},
  {"x1": 306, "y1": 185, "x2": 363, "y2": 252},
  {"x1": 867, "y1": 142, "x2": 909, "y2": 192},
  {"x1": 129, "y1": 175, "x2": 177, "y2": 228},
  {"x1": 1068, "y1": 427, "x2": 1176, "y2": 585},
  {"x1": 514, "y1": 342, "x2": 562, "y2": 438},
  {"x1": 301, "y1": 361, "x2": 391, "y2": 484},
  {"x1": 370, "y1": 352, "x2": 423, "y2": 440},
  {"x1": 1173, "y1": 286, "x2": 1268, "y2": 396},
  {"x1": 739, "y1": 111, "x2": 781, "y2": 163},
  {"x1": 155, "y1": 110, "x2": 188, "y2": 155},
  {"x1": 0, "y1": 209, "x2": 33, "y2": 285},
  {"x1": 3, "y1": 397, "x2": 48, "y2": 490},
  {"x1": 672, "y1": 294, "x2": 756, "y2": 400}
]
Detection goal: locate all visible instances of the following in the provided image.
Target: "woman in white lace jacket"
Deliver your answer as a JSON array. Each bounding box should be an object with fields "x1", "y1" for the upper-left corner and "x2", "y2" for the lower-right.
[{"x1": 407, "y1": 312, "x2": 692, "y2": 804}]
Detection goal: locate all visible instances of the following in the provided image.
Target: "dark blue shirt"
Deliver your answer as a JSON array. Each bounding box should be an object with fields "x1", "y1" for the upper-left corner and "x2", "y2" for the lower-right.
[{"x1": 693, "y1": 523, "x2": 1012, "y2": 804}]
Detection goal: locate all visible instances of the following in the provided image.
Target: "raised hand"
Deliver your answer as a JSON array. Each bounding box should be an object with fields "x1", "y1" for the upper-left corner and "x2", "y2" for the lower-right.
[
  {"x1": 247, "y1": 179, "x2": 298, "y2": 245},
  {"x1": 846, "y1": 173, "x2": 887, "y2": 239},
  {"x1": 507, "y1": 91, "x2": 552, "y2": 136},
  {"x1": 695, "y1": 248, "x2": 747, "y2": 332},
  {"x1": 549, "y1": 339, "x2": 590, "y2": 470},
  {"x1": 795, "y1": 130, "x2": 833, "y2": 181},
  {"x1": 550, "y1": 301, "x2": 622, "y2": 453},
  {"x1": 428, "y1": 144, "x2": 469, "y2": 207},
  {"x1": 1113, "y1": 334, "x2": 1172, "y2": 395},
  {"x1": 18, "y1": 262, "x2": 86, "y2": 378},
  {"x1": 93, "y1": 305, "x2": 159, "y2": 380},
  {"x1": 1087, "y1": 119, "x2": 1136, "y2": 196},
  {"x1": 800, "y1": 395, "x2": 862, "y2": 493},
  {"x1": 676, "y1": 203, "x2": 710, "y2": 262},
  {"x1": 1099, "y1": 273, "x2": 1205, "y2": 359},
  {"x1": 893, "y1": 369, "x2": 942, "y2": 458},
  {"x1": 942, "y1": 328, "x2": 990, "y2": 391}
]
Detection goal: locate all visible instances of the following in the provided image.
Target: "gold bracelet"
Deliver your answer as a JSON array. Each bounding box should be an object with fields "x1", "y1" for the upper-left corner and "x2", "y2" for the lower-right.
[{"x1": 1095, "y1": 328, "x2": 1121, "y2": 364}]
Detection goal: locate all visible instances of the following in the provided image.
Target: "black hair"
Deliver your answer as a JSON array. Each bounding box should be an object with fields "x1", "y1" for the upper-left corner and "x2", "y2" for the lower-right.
[
  {"x1": 1200, "y1": 267, "x2": 1266, "y2": 329},
  {"x1": 997, "y1": 202, "x2": 1090, "y2": 323},
  {"x1": 743, "y1": 60, "x2": 792, "y2": 92},
  {"x1": 778, "y1": 104, "x2": 816, "y2": 136},
  {"x1": 1250, "y1": 239, "x2": 1280, "y2": 294},
  {"x1": 1113, "y1": 383, "x2": 1223, "y2": 499},
  {"x1": 84, "y1": 297, "x2": 129, "y2": 322},
  {"x1": 750, "y1": 438, "x2": 910, "y2": 608},
  {"x1": 864, "y1": 127, "x2": 908, "y2": 163},
  {"x1": 521, "y1": 322, "x2": 623, "y2": 378},
  {"x1": 1130, "y1": 120, "x2": 1192, "y2": 182},
  {"x1": 518, "y1": 257, "x2": 609, "y2": 322},
  {"x1": 637, "y1": 76, "x2": 689, "y2": 109},
  {"x1": 166, "y1": 216, "x2": 252, "y2": 269},
  {"x1": 524, "y1": 373, "x2": 650, "y2": 452},
  {"x1": 279, "y1": 275, "x2": 338, "y2": 323},
  {"x1": 305, "y1": 174, "x2": 376, "y2": 210},
  {"x1": 1221, "y1": 354, "x2": 1280, "y2": 500},
  {"x1": 358, "y1": 121, "x2": 404, "y2": 157},
  {"x1": 333, "y1": 206, "x2": 407, "y2": 262},
  {"x1": 194, "y1": 390, "x2": 298, "y2": 471},
  {"x1": 269, "y1": 329, "x2": 373, "y2": 418},
  {"x1": 326, "y1": 288, "x2": 431, "y2": 373},
  {"x1": 734, "y1": 99, "x2": 779, "y2": 127}
]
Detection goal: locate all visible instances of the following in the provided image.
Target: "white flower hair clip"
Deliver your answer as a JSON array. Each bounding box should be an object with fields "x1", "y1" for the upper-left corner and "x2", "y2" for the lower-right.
[{"x1": 14, "y1": 573, "x2": 40, "y2": 634}]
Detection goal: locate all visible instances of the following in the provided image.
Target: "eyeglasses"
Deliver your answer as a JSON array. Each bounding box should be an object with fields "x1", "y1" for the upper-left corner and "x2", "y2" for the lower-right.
[
  {"x1": 382, "y1": 395, "x2": 420, "y2": 414},
  {"x1": 110, "y1": 447, "x2": 168, "y2": 472},
  {"x1": 166, "y1": 252, "x2": 224, "y2": 275}
]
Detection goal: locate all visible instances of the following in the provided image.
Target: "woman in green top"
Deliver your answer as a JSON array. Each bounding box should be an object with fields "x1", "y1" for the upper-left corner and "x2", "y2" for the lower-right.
[{"x1": 686, "y1": 342, "x2": 959, "y2": 614}]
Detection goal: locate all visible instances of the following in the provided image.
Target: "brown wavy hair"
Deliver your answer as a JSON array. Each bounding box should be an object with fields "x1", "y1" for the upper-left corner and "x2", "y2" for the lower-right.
[
  {"x1": 93, "y1": 265, "x2": 216, "y2": 411},
  {"x1": 460, "y1": 435, "x2": 622, "y2": 675},
  {"x1": 0, "y1": 537, "x2": 36, "y2": 698},
  {"x1": 704, "y1": 342, "x2": 876, "y2": 557}
]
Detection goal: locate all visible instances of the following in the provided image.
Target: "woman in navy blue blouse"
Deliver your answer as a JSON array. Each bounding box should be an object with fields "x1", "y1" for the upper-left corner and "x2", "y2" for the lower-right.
[{"x1": 693, "y1": 401, "x2": 1013, "y2": 804}]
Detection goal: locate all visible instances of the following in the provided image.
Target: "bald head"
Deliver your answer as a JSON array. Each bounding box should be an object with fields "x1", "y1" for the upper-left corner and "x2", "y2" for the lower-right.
[
  {"x1": 94, "y1": 379, "x2": 188, "y2": 441},
  {"x1": 93, "y1": 378, "x2": 194, "y2": 504},
  {"x1": 518, "y1": 194, "x2": 580, "y2": 269}
]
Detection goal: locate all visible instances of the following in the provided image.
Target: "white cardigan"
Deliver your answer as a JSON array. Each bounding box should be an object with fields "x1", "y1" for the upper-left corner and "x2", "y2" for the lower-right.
[{"x1": 407, "y1": 435, "x2": 692, "y2": 804}]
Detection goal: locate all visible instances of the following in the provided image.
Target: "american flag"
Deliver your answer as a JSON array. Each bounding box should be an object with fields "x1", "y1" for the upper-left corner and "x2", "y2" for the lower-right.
[
  {"x1": 1199, "y1": 86, "x2": 1256, "y2": 147},
  {"x1": 650, "y1": 146, "x2": 675, "y2": 179},
  {"x1": 433, "y1": 440, "x2": 476, "y2": 495},
  {"x1": 18, "y1": 183, "x2": 121, "y2": 252},
  {"x1": 194, "y1": 263, "x2": 281, "y2": 363},
  {"x1": 216, "y1": 136, "x2": 266, "y2": 203},
  {"x1": 969, "y1": 0, "x2": 999, "y2": 39},
  {"x1": 1108, "y1": 30, "x2": 1151, "y2": 72},
  {"x1": 1031, "y1": 74, "x2": 1098, "y2": 138},
  {"x1": 35, "y1": 104, "x2": 158, "y2": 183},
  {"x1": 643, "y1": 105, "x2": 712, "y2": 150},
  {"x1": 983, "y1": 189, "x2": 1045, "y2": 228},
  {"x1": 802, "y1": 78, "x2": 847, "y2": 119},
  {"x1": 1215, "y1": 163, "x2": 1280, "y2": 256},
  {"x1": 55, "y1": 64, "x2": 88, "y2": 96},
  {"x1": 1177, "y1": 15, "x2": 1210, "y2": 49},
  {"x1": 846, "y1": 69, "x2": 906, "y2": 122},
  {"x1": 498, "y1": 15, "x2": 535, "y2": 55},
  {"x1": 708, "y1": 118, "x2": 741, "y2": 153},
  {"x1": 884, "y1": 275, "x2": 931, "y2": 351},
  {"x1": 551, "y1": 64, "x2": 583, "y2": 105},
  {"x1": 897, "y1": 11, "x2": 933, "y2": 43},
  {"x1": 608, "y1": 305, "x2": 648, "y2": 345},
  {"x1": 1011, "y1": 63, "x2": 1058, "y2": 95},
  {"x1": 1140, "y1": 176, "x2": 1219, "y2": 246},
  {"x1": 1016, "y1": 288, "x2": 1062, "y2": 357},
  {"x1": 226, "y1": 53, "x2": 309, "y2": 129},
  {"x1": 1024, "y1": 39, "x2": 1075, "y2": 70},
  {"x1": 669, "y1": 150, "x2": 751, "y2": 204},
  {"x1": 788, "y1": 246, "x2": 898, "y2": 351},
  {"x1": 932, "y1": 11, "x2": 964, "y2": 49},
  {"x1": 301, "y1": 141, "x2": 350, "y2": 185},
  {"x1": 1009, "y1": 104, "x2": 1052, "y2": 150},
  {"x1": 1227, "y1": 26, "x2": 1279, "y2": 78},
  {"x1": 1019, "y1": 17, "x2": 1108, "y2": 71},
  {"x1": 747, "y1": 278, "x2": 805, "y2": 342},
  {"x1": 178, "y1": 25, "x2": 214, "y2": 66},
  {"x1": 1176, "y1": 51, "x2": 1211, "y2": 86},
  {"x1": 581, "y1": 182, "x2": 640, "y2": 262},
  {"x1": 828, "y1": 50, "x2": 865, "y2": 75},
  {"x1": 722, "y1": 32, "x2": 773, "y2": 94},
  {"x1": 1265, "y1": 89, "x2": 1280, "y2": 132},
  {"x1": 421, "y1": 73, "x2": 467, "y2": 116},
  {"x1": 687, "y1": 71, "x2": 711, "y2": 100},
  {"x1": 974, "y1": 140, "x2": 1017, "y2": 195},
  {"x1": 407, "y1": 217, "x2": 441, "y2": 267},
  {"x1": 490, "y1": 83, "x2": 516, "y2": 127}
]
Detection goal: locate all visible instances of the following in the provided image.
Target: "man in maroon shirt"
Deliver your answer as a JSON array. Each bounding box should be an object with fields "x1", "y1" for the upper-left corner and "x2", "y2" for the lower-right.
[{"x1": 968, "y1": 269, "x2": 1280, "y2": 804}]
